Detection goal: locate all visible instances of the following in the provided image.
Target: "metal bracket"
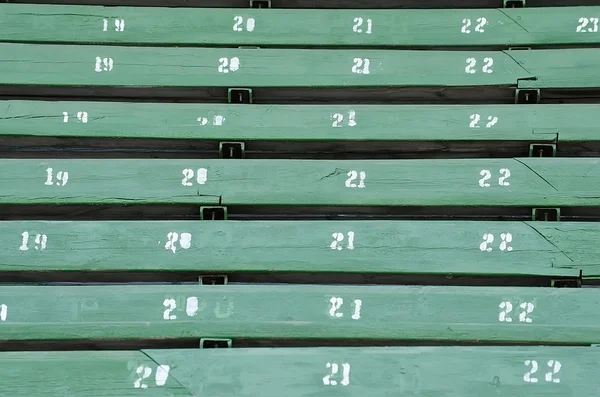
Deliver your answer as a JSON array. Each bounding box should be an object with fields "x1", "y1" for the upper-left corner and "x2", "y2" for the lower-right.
[
  {"x1": 504, "y1": 0, "x2": 525, "y2": 7},
  {"x1": 200, "y1": 206, "x2": 228, "y2": 220},
  {"x1": 228, "y1": 88, "x2": 253, "y2": 104},
  {"x1": 199, "y1": 275, "x2": 229, "y2": 285},
  {"x1": 550, "y1": 279, "x2": 581, "y2": 288},
  {"x1": 200, "y1": 338, "x2": 232, "y2": 348},
  {"x1": 220, "y1": 142, "x2": 246, "y2": 159},
  {"x1": 250, "y1": 0, "x2": 271, "y2": 7},
  {"x1": 529, "y1": 143, "x2": 556, "y2": 157},
  {"x1": 532, "y1": 208, "x2": 560, "y2": 222},
  {"x1": 515, "y1": 88, "x2": 539, "y2": 104}
]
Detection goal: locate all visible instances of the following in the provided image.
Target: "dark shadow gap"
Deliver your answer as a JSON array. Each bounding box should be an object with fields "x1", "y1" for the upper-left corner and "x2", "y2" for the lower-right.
[
  {"x1": 0, "y1": 337, "x2": 589, "y2": 352},
  {"x1": 0, "y1": 270, "x2": 577, "y2": 287}
]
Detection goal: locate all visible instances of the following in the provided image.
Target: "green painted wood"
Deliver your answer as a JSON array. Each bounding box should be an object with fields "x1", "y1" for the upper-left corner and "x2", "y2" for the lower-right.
[
  {"x1": 1, "y1": 346, "x2": 599, "y2": 396},
  {"x1": 2, "y1": 101, "x2": 599, "y2": 142},
  {"x1": 0, "y1": 43, "x2": 534, "y2": 88},
  {"x1": 2, "y1": 220, "x2": 593, "y2": 277},
  {"x1": 0, "y1": 285, "x2": 597, "y2": 342},
  {"x1": 1, "y1": 5, "x2": 600, "y2": 47},
  {"x1": 0, "y1": 158, "x2": 598, "y2": 206},
  {"x1": 3, "y1": 44, "x2": 599, "y2": 89}
]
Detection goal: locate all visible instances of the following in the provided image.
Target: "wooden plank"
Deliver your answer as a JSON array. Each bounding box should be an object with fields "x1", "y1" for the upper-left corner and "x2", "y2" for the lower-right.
[
  {"x1": 2, "y1": 5, "x2": 600, "y2": 47},
  {"x1": 2, "y1": 220, "x2": 591, "y2": 277},
  {"x1": 0, "y1": 158, "x2": 598, "y2": 206},
  {"x1": 1, "y1": 346, "x2": 599, "y2": 395},
  {"x1": 2, "y1": 100, "x2": 599, "y2": 143},
  {"x1": 0, "y1": 44, "x2": 534, "y2": 88},
  {"x1": 0, "y1": 285, "x2": 598, "y2": 342},
  {"x1": 3, "y1": 44, "x2": 599, "y2": 89}
]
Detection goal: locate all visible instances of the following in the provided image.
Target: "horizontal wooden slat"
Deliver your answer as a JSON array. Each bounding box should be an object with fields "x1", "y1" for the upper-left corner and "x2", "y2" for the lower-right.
[
  {"x1": 0, "y1": 158, "x2": 598, "y2": 206},
  {"x1": 2, "y1": 101, "x2": 599, "y2": 143},
  {"x1": 0, "y1": 44, "x2": 535, "y2": 88},
  {"x1": 1, "y1": 346, "x2": 599, "y2": 396},
  {"x1": 1, "y1": 5, "x2": 600, "y2": 47},
  {"x1": 2, "y1": 220, "x2": 592, "y2": 277},
  {"x1": 0, "y1": 285, "x2": 597, "y2": 342}
]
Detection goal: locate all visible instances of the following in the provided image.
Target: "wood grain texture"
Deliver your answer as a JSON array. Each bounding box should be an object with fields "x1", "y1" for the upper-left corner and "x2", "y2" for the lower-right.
[
  {"x1": 1, "y1": 220, "x2": 593, "y2": 277},
  {"x1": 0, "y1": 346, "x2": 598, "y2": 396},
  {"x1": 0, "y1": 43, "x2": 535, "y2": 88},
  {"x1": 0, "y1": 158, "x2": 598, "y2": 206},
  {"x1": 2, "y1": 101, "x2": 599, "y2": 143},
  {"x1": 1, "y1": 5, "x2": 600, "y2": 47},
  {"x1": 0, "y1": 284, "x2": 597, "y2": 342}
]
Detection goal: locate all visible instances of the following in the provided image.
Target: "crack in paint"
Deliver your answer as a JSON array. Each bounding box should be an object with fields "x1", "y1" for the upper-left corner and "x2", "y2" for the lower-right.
[
  {"x1": 514, "y1": 158, "x2": 558, "y2": 192},
  {"x1": 523, "y1": 222, "x2": 575, "y2": 264},
  {"x1": 140, "y1": 350, "x2": 196, "y2": 397}
]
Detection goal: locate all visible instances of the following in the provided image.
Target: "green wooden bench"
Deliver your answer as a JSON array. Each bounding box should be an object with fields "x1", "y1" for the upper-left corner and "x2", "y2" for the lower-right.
[
  {"x1": 0, "y1": 346, "x2": 598, "y2": 395},
  {"x1": 1, "y1": 101, "x2": 598, "y2": 148},
  {"x1": 2, "y1": 220, "x2": 596, "y2": 278},
  {"x1": 0, "y1": 158, "x2": 598, "y2": 206},
  {"x1": 2, "y1": 44, "x2": 600, "y2": 90},
  {"x1": 0, "y1": 285, "x2": 597, "y2": 343},
  {"x1": 2, "y1": 5, "x2": 600, "y2": 47}
]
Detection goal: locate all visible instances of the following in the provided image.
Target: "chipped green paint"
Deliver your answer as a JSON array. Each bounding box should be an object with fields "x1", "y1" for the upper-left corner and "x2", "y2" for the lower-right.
[
  {"x1": 2, "y1": 101, "x2": 600, "y2": 142},
  {"x1": 1, "y1": 5, "x2": 600, "y2": 47},
  {"x1": 3, "y1": 220, "x2": 596, "y2": 277},
  {"x1": 0, "y1": 158, "x2": 598, "y2": 206},
  {"x1": 0, "y1": 346, "x2": 598, "y2": 396},
  {"x1": 0, "y1": 285, "x2": 598, "y2": 342}
]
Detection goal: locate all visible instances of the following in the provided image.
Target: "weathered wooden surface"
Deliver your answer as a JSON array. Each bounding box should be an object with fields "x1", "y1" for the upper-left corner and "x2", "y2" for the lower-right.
[
  {"x1": 0, "y1": 346, "x2": 598, "y2": 396},
  {"x1": 3, "y1": 44, "x2": 600, "y2": 89},
  {"x1": 2, "y1": 101, "x2": 599, "y2": 143},
  {"x1": 0, "y1": 158, "x2": 598, "y2": 206},
  {"x1": 0, "y1": 285, "x2": 597, "y2": 342},
  {"x1": 0, "y1": 44, "x2": 534, "y2": 88},
  {"x1": 2, "y1": 5, "x2": 600, "y2": 47},
  {"x1": 3, "y1": 220, "x2": 594, "y2": 277}
]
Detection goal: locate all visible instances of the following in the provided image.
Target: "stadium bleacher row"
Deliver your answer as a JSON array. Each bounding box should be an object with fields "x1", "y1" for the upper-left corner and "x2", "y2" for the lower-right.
[{"x1": 0, "y1": 0, "x2": 599, "y2": 395}]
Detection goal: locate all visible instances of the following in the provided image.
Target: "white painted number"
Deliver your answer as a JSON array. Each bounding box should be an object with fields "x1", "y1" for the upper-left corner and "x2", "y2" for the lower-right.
[
  {"x1": 331, "y1": 110, "x2": 357, "y2": 127},
  {"x1": 478, "y1": 168, "x2": 510, "y2": 187},
  {"x1": 351, "y1": 58, "x2": 370, "y2": 74},
  {"x1": 164, "y1": 232, "x2": 192, "y2": 253},
  {"x1": 218, "y1": 57, "x2": 240, "y2": 73},
  {"x1": 62, "y1": 111, "x2": 88, "y2": 123},
  {"x1": 0, "y1": 304, "x2": 7, "y2": 322},
  {"x1": 197, "y1": 115, "x2": 225, "y2": 126},
  {"x1": 323, "y1": 362, "x2": 351, "y2": 386},
  {"x1": 576, "y1": 17, "x2": 599, "y2": 32},
  {"x1": 233, "y1": 16, "x2": 256, "y2": 32},
  {"x1": 461, "y1": 17, "x2": 488, "y2": 34},
  {"x1": 465, "y1": 57, "x2": 493, "y2": 74},
  {"x1": 328, "y1": 297, "x2": 362, "y2": 320},
  {"x1": 499, "y1": 300, "x2": 534, "y2": 323},
  {"x1": 479, "y1": 232, "x2": 513, "y2": 252},
  {"x1": 45, "y1": 167, "x2": 69, "y2": 187},
  {"x1": 181, "y1": 168, "x2": 208, "y2": 186},
  {"x1": 524, "y1": 360, "x2": 561, "y2": 384},
  {"x1": 133, "y1": 365, "x2": 171, "y2": 389},
  {"x1": 345, "y1": 170, "x2": 366, "y2": 188},
  {"x1": 103, "y1": 18, "x2": 125, "y2": 32},
  {"x1": 163, "y1": 298, "x2": 177, "y2": 320},
  {"x1": 162, "y1": 296, "x2": 234, "y2": 320},
  {"x1": 352, "y1": 17, "x2": 373, "y2": 34},
  {"x1": 330, "y1": 232, "x2": 355, "y2": 250},
  {"x1": 19, "y1": 231, "x2": 48, "y2": 251},
  {"x1": 469, "y1": 114, "x2": 498, "y2": 128},
  {"x1": 94, "y1": 57, "x2": 114, "y2": 72}
]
